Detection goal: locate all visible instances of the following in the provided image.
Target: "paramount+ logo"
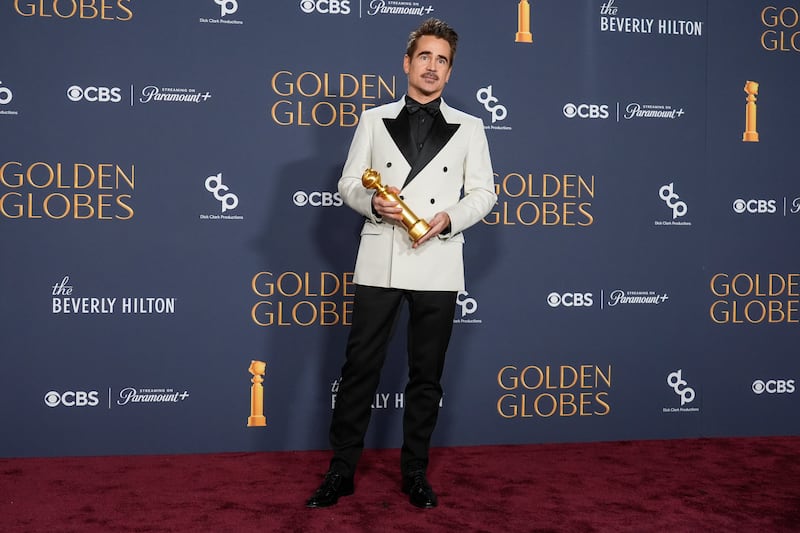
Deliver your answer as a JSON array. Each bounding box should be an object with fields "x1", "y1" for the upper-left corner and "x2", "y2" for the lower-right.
[{"x1": 44, "y1": 390, "x2": 100, "y2": 408}]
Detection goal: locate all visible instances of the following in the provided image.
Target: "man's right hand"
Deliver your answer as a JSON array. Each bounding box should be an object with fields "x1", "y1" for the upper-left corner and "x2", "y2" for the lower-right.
[{"x1": 372, "y1": 186, "x2": 404, "y2": 221}]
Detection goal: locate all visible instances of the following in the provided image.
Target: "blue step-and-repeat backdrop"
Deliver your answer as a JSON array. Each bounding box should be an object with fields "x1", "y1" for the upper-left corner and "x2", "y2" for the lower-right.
[{"x1": 1, "y1": 0, "x2": 798, "y2": 458}]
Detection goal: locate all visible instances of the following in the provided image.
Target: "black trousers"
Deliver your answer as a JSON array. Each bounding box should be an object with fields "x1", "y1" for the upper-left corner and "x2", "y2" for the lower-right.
[{"x1": 329, "y1": 284, "x2": 457, "y2": 477}]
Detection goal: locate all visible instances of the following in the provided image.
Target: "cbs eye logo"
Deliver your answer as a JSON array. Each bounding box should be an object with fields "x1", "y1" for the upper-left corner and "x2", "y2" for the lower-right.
[
  {"x1": 44, "y1": 390, "x2": 100, "y2": 407},
  {"x1": 563, "y1": 103, "x2": 609, "y2": 119},
  {"x1": 300, "y1": 0, "x2": 350, "y2": 14},
  {"x1": 547, "y1": 292, "x2": 594, "y2": 307},
  {"x1": 67, "y1": 85, "x2": 122, "y2": 103},
  {"x1": 733, "y1": 199, "x2": 777, "y2": 214},
  {"x1": 752, "y1": 379, "x2": 795, "y2": 394},
  {"x1": 292, "y1": 190, "x2": 343, "y2": 207}
]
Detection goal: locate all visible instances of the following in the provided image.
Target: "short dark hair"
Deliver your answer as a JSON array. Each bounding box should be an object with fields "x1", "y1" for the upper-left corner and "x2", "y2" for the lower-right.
[{"x1": 406, "y1": 18, "x2": 458, "y2": 65}]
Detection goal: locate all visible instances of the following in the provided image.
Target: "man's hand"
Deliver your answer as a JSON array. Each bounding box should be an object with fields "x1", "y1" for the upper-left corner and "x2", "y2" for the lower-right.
[
  {"x1": 372, "y1": 186, "x2": 404, "y2": 220},
  {"x1": 413, "y1": 211, "x2": 450, "y2": 248},
  {"x1": 372, "y1": 188, "x2": 450, "y2": 248}
]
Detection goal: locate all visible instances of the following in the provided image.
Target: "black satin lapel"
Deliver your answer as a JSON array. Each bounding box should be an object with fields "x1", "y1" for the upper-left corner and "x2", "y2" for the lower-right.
[
  {"x1": 402, "y1": 114, "x2": 460, "y2": 189},
  {"x1": 383, "y1": 111, "x2": 415, "y2": 167}
]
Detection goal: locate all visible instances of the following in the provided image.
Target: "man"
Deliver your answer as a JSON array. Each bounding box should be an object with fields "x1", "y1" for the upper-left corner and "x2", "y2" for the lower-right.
[{"x1": 306, "y1": 18, "x2": 496, "y2": 509}]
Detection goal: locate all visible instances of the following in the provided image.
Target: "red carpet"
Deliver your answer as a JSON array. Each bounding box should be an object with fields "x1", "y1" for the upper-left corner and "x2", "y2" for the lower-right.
[{"x1": 2, "y1": 437, "x2": 799, "y2": 532}]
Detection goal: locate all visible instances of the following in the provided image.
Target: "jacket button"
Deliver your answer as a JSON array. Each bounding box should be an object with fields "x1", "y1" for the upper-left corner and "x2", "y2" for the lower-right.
[
  {"x1": 430, "y1": 198, "x2": 436, "y2": 204},
  {"x1": 443, "y1": 166, "x2": 448, "y2": 172},
  {"x1": 400, "y1": 195, "x2": 405, "y2": 200},
  {"x1": 387, "y1": 162, "x2": 392, "y2": 168}
]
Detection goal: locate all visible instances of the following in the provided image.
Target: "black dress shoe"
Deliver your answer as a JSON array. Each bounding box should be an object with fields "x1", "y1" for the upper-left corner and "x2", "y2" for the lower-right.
[
  {"x1": 401, "y1": 470, "x2": 438, "y2": 509},
  {"x1": 306, "y1": 471, "x2": 354, "y2": 508}
]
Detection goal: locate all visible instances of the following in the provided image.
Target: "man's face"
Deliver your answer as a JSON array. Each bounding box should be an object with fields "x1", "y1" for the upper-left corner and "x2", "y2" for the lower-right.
[{"x1": 403, "y1": 35, "x2": 452, "y2": 101}]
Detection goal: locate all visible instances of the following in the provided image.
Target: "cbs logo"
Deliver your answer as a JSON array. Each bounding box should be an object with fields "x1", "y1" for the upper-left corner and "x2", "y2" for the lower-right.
[
  {"x1": 563, "y1": 103, "x2": 609, "y2": 119},
  {"x1": 547, "y1": 292, "x2": 594, "y2": 307},
  {"x1": 293, "y1": 191, "x2": 343, "y2": 207},
  {"x1": 44, "y1": 390, "x2": 100, "y2": 407},
  {"x1": 300, "y1": 0, "x2": 350, "y2": 14},
  {"x1": 67, "y1": 85, "x2": 122, "y2": 103},
  {"x1": 752, "y1": 379, "x2": 795, "y2": 394},
  {"x1": 733, "y1": 199, "x2": 777, "y2": 214}
]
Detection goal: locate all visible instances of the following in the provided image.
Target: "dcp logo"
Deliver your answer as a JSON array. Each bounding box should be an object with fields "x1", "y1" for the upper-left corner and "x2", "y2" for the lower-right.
[
  {"x1": 476, "y1": 85, "x2": 507, "y2": 123},
  {"x1": 0, "y1": 81, "x2": 12, "y2": 105},
  {"x1": 667, "y1": 370, "x2": 695, "y2": 406},
  {"x1": 205, "y1": 173, "x2": 239, "y2": 213},
  {"x1": 44, "y1": 390, "x2": 100, "y2": 407},
  {"x1": 563, "y1": 103, "x2": 609, "y2": 119},
  {"x1": 456, "y1": 290, "x2": 478, "y2": 318},
  {"x1": 66, "y1": 85, "x2": 122, "y2": 103},
  {"x1": 659, "y1": 183, "x2": 687, "y2": 219},
  {"x1": 547, "y1": 292, "x2": 593, "y2": 307},
  {"x1": 293, "y1": 190, "x2": 343, "y2": 207},
  {"x1": 214, "y1": 0, "x2": 238, "y2": 16},
  {"x1": 752, "y1": 379, "x2": 795, "y2": 394},
  {"x1": 300, "y1": 0, "x2": 351, "y2": 14},
  {"x1": 732, "y1": 199, "x2": 777, "y2": 214}
]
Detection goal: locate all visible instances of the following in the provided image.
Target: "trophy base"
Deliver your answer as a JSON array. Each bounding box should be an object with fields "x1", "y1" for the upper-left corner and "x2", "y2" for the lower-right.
[
  {"x1": 408, "y1": 220, "x2": 432, "y2": 242},
  {"x1": 515, "y1": 32, "x2": 533, "y2": 43},
  {"x1": 247, "y1": 416, "x2": 266, "y2": 427},
  {"x1": 742, "y1": 132, "x2": 759, "y2": 142}
]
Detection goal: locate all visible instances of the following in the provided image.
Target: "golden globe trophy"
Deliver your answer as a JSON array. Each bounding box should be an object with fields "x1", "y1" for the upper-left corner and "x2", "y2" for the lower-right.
[
  {"x1": 515, "y1": 0, "x2": 533, "y2": 43},
  {"x1": 362, "y1": 168, "x2": 431, "y2": 242},
  {"x1": 247, "y1": 360, "x2": 267, "y2": 427},
  {"x1": 742, "y1": 80, "x2": 759, "y2": 142}
]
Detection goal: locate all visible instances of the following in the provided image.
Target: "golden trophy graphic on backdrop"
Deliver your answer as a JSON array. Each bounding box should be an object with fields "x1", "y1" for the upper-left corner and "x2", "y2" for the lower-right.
[
  {"x1": 247, "y1": 360, "x2": 267, "y2": 427},
  {"x1": 362, "y1": 168, "x2": 431, "y2": 242},
  {"x1": 515, "y1": 0, "x2": 533, "y2": 43},
  {"x1": 742, "y1": 80, "x2": 759, "y2": 142}
]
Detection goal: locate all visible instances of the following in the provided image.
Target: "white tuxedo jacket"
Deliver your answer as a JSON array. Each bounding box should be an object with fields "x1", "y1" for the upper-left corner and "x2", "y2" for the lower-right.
[{"x1": 338, "y1": 97, "x2": 496, "y2": 291}]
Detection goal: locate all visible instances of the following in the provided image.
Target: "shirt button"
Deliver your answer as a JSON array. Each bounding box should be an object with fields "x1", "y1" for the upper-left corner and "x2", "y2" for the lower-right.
[
  {"x1": 430, "y1": 198, "x2": 435, "y2": 204},
  {"x1": 387, "y1": 162, "x2": 392, "y2": 168}
]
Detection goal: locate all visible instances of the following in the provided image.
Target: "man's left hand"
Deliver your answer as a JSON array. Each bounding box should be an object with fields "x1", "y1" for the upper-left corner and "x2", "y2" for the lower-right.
[{"x1": 412, "y1": 212, "x2": 450, "y2": 248}]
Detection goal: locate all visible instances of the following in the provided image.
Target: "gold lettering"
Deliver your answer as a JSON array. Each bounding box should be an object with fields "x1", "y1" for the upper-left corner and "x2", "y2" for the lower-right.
[
  {"x1": 498, "y1": 365, "x2": 519, "y2": 390},
  {"x1": 0, "y1": 192, "x2": 23, "y2": 217},
  {"x1": 497, "y1": 394, "x2": 518, "y2": 418},
  {"x1": 340, "y1": 73, "x2": 359, "y2": 98},
  {"x1": 0, "y1": 161, "x2": 23, "y2": 187}
]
